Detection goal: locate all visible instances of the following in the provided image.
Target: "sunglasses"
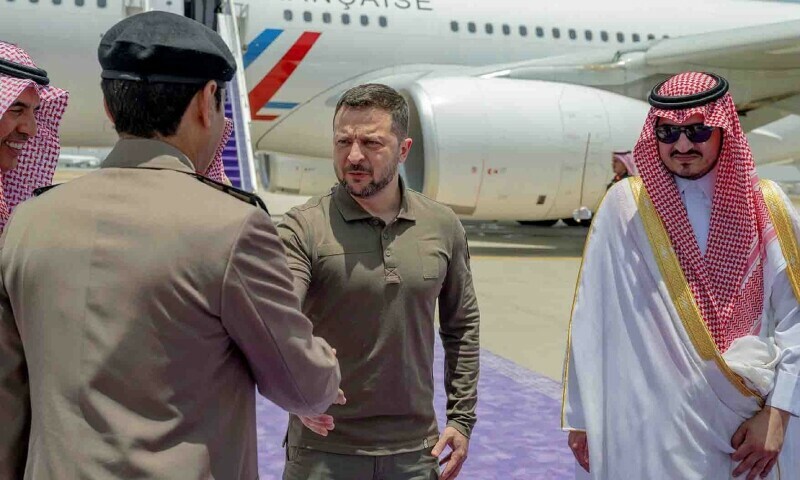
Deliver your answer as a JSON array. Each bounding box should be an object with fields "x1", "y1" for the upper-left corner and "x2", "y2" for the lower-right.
[{"x1": 654, "y1": 123, "x2": 716, "y2": 144}]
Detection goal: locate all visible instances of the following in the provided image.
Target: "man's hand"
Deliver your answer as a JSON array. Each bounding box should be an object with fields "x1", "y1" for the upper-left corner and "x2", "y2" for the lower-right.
[
  {"x1": 298, "y1": 389, "x2": 346, "y2": 437},
  {"x1": 568, "y1": 430, "x2": 590, "y2": 473},
  {"x1": 432, "y1": 426, "x2": 470, "y2": 480},
  {"x1": 731, "y1": 406, "x2": 791, "y2": 480}
]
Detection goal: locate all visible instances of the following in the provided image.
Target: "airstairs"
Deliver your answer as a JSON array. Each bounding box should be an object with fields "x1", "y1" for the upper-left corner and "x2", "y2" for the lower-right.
[{"x1": 215, "y1": 1, "x2": 258, "y2": 192}]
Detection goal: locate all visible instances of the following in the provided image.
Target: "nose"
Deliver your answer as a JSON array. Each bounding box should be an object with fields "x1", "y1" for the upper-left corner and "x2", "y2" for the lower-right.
[
  {"x1": 673, "y1": 131, "x2": 694, "y2": 152},
  {"x1": 347, "y1": 142, "x2": 364, "y2": 164},
  {"x1": 17, "y1": 110, "x2": 37, "y2": 139}
]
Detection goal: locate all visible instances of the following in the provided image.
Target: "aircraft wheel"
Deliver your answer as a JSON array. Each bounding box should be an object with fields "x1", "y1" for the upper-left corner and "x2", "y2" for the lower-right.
[{"x1": 563, "y1": 218, "x2": 590, "y2": 227}]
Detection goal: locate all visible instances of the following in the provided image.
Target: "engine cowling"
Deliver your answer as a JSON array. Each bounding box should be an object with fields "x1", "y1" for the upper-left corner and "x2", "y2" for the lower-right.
[{"x1": 402, "y1": 77, "x2": 649, "y2": 221}]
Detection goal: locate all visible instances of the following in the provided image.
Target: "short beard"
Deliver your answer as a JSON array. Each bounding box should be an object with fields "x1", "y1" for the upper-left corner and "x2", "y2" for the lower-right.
[
  {"x1": 672, "y1": 157, "x2": 719, "y2": 180},
  {"x1": 341, "y1": 159, "x2": 398, "y2": 198}
]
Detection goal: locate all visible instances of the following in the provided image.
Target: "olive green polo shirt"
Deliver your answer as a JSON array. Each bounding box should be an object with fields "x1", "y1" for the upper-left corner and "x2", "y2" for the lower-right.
[{"x1": 277, "y1": 180, "x2": 480, "y2": 455}]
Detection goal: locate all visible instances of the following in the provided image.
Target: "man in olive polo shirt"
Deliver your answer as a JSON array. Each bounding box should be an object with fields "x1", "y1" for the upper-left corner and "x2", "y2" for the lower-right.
[{"x1": 278, "y1": 83, "x2": 480, "y2": 480}]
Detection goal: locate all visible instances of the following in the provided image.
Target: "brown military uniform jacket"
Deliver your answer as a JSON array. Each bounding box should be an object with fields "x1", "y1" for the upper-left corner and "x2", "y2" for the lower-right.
[{"x1": 0, "y1": 139, "x2": 340, "y2": 479}]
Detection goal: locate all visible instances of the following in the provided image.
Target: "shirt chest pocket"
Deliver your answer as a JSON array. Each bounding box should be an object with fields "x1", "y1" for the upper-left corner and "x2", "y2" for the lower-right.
[{"x1": 418, "y1": 243, "x2": 443, "y2": 280}]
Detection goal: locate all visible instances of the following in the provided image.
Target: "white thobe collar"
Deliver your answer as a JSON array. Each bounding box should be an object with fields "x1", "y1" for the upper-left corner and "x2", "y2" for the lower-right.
[
  {"x1": 673, "y1": 166, "x2": 717, "y2": 255},
  {"x1": 674, "y1": 167, "x2": 717, "y2": 203}
]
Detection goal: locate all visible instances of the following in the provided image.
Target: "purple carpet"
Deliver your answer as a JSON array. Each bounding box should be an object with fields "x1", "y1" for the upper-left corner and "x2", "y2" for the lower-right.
[{"x1": 256, "y1": 345, "x2": 574, "y2": 479}]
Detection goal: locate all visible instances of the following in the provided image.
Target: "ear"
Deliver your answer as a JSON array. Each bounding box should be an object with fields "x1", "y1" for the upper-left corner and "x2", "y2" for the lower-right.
[
  {"x1": 197, "y1": 80, "x2": 218, "y2": 129},
  {"x1": 398, "y1": 137, "x2": 413, "y2": 165}
]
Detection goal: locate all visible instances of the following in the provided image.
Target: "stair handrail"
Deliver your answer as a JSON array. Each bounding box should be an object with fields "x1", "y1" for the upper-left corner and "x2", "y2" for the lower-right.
[{"x1": 217, "y1": 0, "x2": 258, "y2": 193}]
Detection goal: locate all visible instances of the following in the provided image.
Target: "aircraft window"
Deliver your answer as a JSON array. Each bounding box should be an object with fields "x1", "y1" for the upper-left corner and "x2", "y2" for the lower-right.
[
  {"x1": 467, "y1": 22, "x2": 476, "y2": 33},
  {"x1": 568, "y1": 28, "x2": 577, "y2": 40},
  {"x1": 342, "y1": 13, "x2": 350, "y2": 25},
  {"x1": 323, "y1": 12, "x2": 332, "y2": 23},
  {"x1": 535, "y1": 26, "x2": 544, "y2": 37},
  {"x1": 632, "y1": 33, "x2": 640, "y2": 42},
  {"x1": 450, "y1": 21, "x2": 459, "y2": 32},
  {"x1": 283, "y1": 9, "x2": 292, "y2": 21},
  {"x1": 485, "y1": 23, "x2": 493, "y2": 34},
  {"x1": 585, "y1": 30, "x2": 593, "y2": 41},
  {"x1": 54, "y1": 0, "x2": 62, "y2": 4},
  {"x1": 379, "y1": 16, "x2": 387, "y2": 27},
  {"x1": 519, "y1": 25, "x2": 528, "y2": 37},
  {"x1": 75, "y1": 0, "x2": 84, "y2": 5},
  {"x1": 30, "y1": 0, "x2": 38, "y2": 3},
  {"x1": 97, "y1": 0, "x2": 105, "y2": 6},
  {"x1": 502, "y1": 24, "x2": 510, "y2": 36},
  {"x1": 360, "y1": 15, "x2": 368, "y2": 26},
  {"x1": 647, "y1": 34, "x2": 655, "y2": 40},
  {"x1": 617, "y1": 32, "x2": 625, "y2": 42},
  {"x1": 303, "y1": 11, "x2": 312, "y2": 22},
  {"x1": 552, "y1": 28, "x2": 560, "y2": 39},
  {"x1": 600, "y1": 30, "x2": 609, "y2": 42},
  {"x1": 663, "y1": 34, "x2": 669, "y2": 39}
]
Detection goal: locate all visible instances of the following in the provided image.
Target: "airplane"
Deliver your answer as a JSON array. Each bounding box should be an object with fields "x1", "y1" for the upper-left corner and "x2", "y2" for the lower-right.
[{"x1": 2, "y1": 0, "x2": 800, "y2": 224}]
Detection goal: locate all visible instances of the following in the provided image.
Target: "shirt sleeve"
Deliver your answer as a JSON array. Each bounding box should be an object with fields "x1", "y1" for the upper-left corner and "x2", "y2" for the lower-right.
[
  {"x1": 438, "y1": 216, "x2": 480, "y2": 438},
  {"x1": 0, "y1": 238, "x2": 29, "y2": 478},
  {"x1": 221, "y1": 208, "x2": 340, "y2": 416},
  {"x1": 276, "y1": 208, "x2": 313, "y2": 302}
]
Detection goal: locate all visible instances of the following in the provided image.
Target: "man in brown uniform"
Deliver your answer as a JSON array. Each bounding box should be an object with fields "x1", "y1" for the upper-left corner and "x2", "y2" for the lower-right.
[
  {"x1": 0, "y1": 12, "x2": 341, "y2": 479},
  {"x1": 279, "y1": 84, "x2": 480, "y2": 480}
]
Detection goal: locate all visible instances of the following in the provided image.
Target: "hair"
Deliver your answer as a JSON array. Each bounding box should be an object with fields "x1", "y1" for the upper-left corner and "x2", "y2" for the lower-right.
[
  {"x1": 101, "y1": 79, "x2": 222, "y2": 138},
  {"x1": 334, "y1": 83, "x2": 409, "y2": 140}
]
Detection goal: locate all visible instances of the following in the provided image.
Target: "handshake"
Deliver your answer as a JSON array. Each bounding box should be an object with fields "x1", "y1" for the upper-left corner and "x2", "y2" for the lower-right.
[
  {"x1": 297, "y1": 388, "x2": 347, "y2": 436},
  {"x1": 298, "y1": 347, "x2": 346, "y2": 436}
]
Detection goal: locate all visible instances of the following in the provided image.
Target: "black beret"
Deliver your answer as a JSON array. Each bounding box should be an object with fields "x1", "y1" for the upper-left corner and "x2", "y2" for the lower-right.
[{"x1": 98, "y1": 11, "x2": 236, "y2": 84}]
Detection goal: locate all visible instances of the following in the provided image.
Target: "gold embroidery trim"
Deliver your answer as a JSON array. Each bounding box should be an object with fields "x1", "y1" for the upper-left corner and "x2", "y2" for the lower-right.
[
  {"x1": 760, "y1": 179, "x2": 800, "y2": 303},
  {"x1": 630, "y1": 177, "x2": 762, "y2": 401}
]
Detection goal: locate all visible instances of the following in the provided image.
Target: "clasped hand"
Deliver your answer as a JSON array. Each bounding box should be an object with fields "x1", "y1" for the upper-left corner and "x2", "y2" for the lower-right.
[{"x1": 731, "y1": 406, "x2": 790, "y2": 480}]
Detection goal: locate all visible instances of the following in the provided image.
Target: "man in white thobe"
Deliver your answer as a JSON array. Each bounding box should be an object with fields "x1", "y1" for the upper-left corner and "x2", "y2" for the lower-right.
[{"x1": 563, "y1": 72, "x2": 800, "y2": 480}]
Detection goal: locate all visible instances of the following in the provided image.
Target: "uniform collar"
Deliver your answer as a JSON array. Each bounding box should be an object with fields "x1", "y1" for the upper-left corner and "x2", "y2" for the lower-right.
[
  {"x1": 673, "y1": 164, "x2": 717, "y2": 201},
  {"x1": 333, "y1": 175, "x2": 416, "y2": 223},
  {"x1": 101, "y1": 138, "x2": 195, "y2": 173}
]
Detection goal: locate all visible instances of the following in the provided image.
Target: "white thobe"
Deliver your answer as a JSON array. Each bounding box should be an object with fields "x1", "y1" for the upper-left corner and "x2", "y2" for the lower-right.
[{"x1": 563, "y1": 178, "x2": 800, "y2": 479}]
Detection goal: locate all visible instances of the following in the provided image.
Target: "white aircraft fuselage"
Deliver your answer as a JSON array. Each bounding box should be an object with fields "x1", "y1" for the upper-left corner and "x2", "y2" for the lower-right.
[{"x1": 3, "y1": 0, "x2": 800, "y2": 220}]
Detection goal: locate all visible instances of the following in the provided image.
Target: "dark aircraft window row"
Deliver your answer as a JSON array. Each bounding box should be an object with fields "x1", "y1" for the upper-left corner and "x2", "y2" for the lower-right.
[
  {"x1": 450, "y1": 20, "x2": 666, "y2": 43},
  {"x1": 9, "y1": 0, "x2": 107, "y2": 5},
  {"x1": 285, "y1": 9, "x2": 388, "y2": 28}
]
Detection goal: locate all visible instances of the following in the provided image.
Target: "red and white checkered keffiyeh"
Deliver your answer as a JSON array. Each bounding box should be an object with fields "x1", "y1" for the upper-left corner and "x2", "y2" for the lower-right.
[
  {"x1": 203, "y1": 116, "x2": 232, "y2": 184},
  {"x1": 0, "y1": 42, "x2": 68, "y2": 231},
  {"x1": 633, "y1": 72, "x2": 774, "y2": 352}
]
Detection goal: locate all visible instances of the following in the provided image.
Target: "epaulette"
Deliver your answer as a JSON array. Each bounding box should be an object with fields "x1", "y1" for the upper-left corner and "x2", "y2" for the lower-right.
[
  {"x1": 132, "y1": 167, "x2": 271, "y2": 215},
  {"x1": 33, "y1": 183, "x2": 60, "y2": 197},
  {"x1": 185, "y1": 172, "x2": 270, "y2": 215}
]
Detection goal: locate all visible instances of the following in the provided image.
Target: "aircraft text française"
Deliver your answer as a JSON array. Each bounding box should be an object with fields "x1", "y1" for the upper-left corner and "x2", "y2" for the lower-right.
[{"x1": 281, "y1": 0, "x2": 434, "y2": 12}]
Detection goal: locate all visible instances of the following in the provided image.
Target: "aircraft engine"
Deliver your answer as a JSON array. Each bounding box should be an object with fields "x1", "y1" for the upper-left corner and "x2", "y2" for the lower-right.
[{"x1": 401, "y1": 77, "x2": 649, "y2": 221}]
